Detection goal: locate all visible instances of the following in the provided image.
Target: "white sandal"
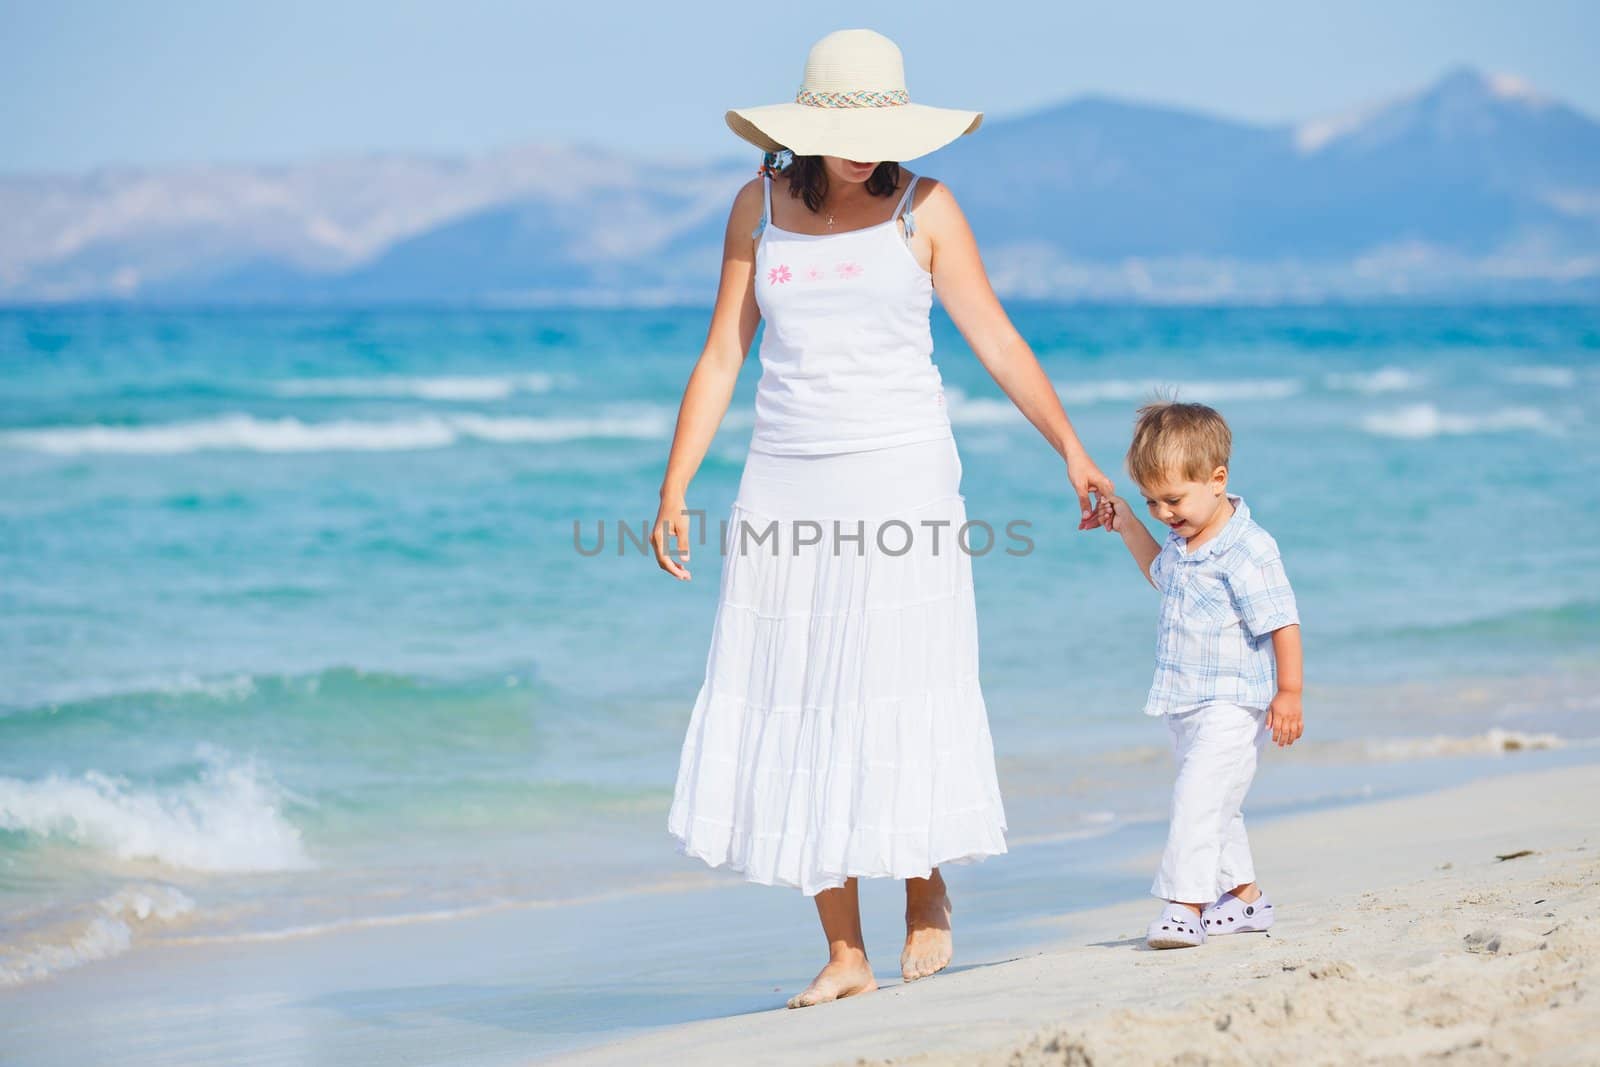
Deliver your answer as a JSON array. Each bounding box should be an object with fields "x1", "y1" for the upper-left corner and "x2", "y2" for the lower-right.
[
  {"x1": 1146, "y1": 902, "x2": 1206, "y2": 949},
  {"x1": 1202, "y1": 889, "x2": 1274, "y2": 935}
]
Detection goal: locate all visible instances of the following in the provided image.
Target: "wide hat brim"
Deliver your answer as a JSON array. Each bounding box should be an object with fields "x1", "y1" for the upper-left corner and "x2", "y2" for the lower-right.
[{"x1": 726, "y1": 101, "x2": 982, "y2": 163}]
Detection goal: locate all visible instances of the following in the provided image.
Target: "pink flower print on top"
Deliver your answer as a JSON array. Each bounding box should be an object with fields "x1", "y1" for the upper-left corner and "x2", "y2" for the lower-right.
[
  {"x1": 836, "y1": 261, "x2": 864, "y2": 280},
  {"x1": 768, "y1": 264, "x2": 792, "y2": 285},
  {"x1": 806, "y1": 265, "x2": 827, "y2": 282}
]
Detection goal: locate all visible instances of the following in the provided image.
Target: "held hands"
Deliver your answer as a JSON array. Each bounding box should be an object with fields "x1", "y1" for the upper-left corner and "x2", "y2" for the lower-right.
[
  {"x1": 651, "y1": 495, "x2": 692, "y2": 580},
  {"x1": 1068, "y1": 454, "x2": 1115, "y2": 531},
  {"x1": 1267, "y1": 689, "x2": 1304, "y2": 747},
  {"x1": 1093, "y1": 495, "x2": 1137, "y2": 536}
]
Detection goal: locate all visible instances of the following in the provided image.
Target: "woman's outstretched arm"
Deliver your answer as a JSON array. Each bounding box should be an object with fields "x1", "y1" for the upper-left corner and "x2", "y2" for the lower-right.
[
  {"x1": 914, "y1": 179, "x2": 1113, "y2": 528},
  {"x1": 651, "y1": 178, "x2": 765, "y2": 580}
]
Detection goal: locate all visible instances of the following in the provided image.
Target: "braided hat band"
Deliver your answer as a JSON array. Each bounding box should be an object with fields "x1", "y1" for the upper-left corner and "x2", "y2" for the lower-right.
[{"x1": 794, "y1": 88, "x2": 910, "y2": 109}]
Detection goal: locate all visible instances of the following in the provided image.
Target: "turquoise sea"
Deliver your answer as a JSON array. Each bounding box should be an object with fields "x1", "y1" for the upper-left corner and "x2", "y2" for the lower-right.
[{"x1": 1, "y1": 304, "x2": 1598, "y2": 1060}]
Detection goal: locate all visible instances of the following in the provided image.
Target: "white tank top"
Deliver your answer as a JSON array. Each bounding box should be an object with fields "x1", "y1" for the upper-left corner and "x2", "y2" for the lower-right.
[{"x1": 748, "y1": 174, "x2": 954, "y2": 455}]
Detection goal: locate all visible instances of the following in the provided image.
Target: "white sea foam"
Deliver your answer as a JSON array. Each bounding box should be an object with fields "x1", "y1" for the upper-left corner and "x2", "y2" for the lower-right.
[
  {"x1": 944, "y1": 386, "x2": 1024, "y2": 426},
  {"x1": 1324, "y1": 367, "x2": 1426, "y2": 394},
  {"x1": 1365, "y1": 728, "x2": 1565, "y2": 761},
  {"x1": 0, "y1": 746, "x2": 313, "y2": 872},
  {"x1": 1054, "y1": 377, "x2": 1303, "y2": 405},
  {"x1": 5, "y1": 671, "x2": 266, "y2": 713},
  {"x1": 1006, "y1": 813, "x2": 1129, "y2": 848},
  {"x1": 446, "y1": 412, "x2": 672, "y2": 443},
  {"x1": 161, "y1": 872, "x2": 729, "y2": 948},
  {"x1": 1360, "y1": 403, "x2": 1557, "y2": 439},
  {"x1": 0, "y1": 884, "x2": 196, "y2": 988},
  {"x1": 1498, "y1": 365, "x2": 1578, "y2": 388},
  {"x1": 1, "y1": 411, "x2": 673, "y2": 455},
  {"x1": 270, "y1": 372, "x2": 560, "y2": 401},
  {"x1": 944, "y1": 378, "x2": 1300, "y2": 423},
  {"x1": 142, "y1": 672, "x2": 259, "y2": 702}
]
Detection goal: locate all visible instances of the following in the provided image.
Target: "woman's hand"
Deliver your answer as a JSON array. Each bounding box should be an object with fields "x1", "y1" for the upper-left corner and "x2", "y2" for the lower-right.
[
  {"x1": 652, "y1": 495, "x2": 693, "y2": 580},
  {"x1": 1066, "y1": 453, "x2": 1115, "y2": 531}
]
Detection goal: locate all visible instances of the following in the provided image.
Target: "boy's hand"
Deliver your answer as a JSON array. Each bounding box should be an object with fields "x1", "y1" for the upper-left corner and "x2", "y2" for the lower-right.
[
  {"x1": 1267, "y1": 690, "x2": 1303, "y2": 747},
  {"x1": 1096, "y1": 496, "x2": 1134, "y2": 535}
]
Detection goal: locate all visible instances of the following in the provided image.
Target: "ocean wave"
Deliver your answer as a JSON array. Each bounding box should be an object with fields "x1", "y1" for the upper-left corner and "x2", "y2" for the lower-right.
[
  {"x1": 1040, "y1": 724, "x2": 1580, "y2": 780},
  {"x1": 2, "y1": 670, "x2": 262, "y2": 710},
  {"x1": 2, "y1": 670, "x2": 269, "y2": 716},
  {"x1": 0, "y1": 665, "x2": 552, "y2": 749},
  {"x1": 1324, "y1": 366, "x2": 1426, "y2": 394},
  {"x1": 156, "y1": 871, "x2": 726, "y2": 949},
  {"x1": 0, "y1": 883, "x2": 196, "y2": 988},
  {"x1": 129, "y1": 671, "x2": 260, "y2": 703},
  {"x1": 1498, "y1": 365, "x2": 1578, "y2": 388},
  {"x1": 1054, "y1": 377, "x2": 1303, "y2": 405},
  {"x1": 946, "y1": 378, "x2": 1302, "y2": 422},
  {"x1": 1362, "y1": 728, "x2": 1566, "y2": 761},
  {"x1": 0, "y1": 410, "x2": 673, "y2": 454},
  {"x1": 1006, "y1": 810, "x2": 1127, "y2": 848},
  {"x1": 0, "y1": 744, "x2": 313, "y2": 872},
  {"x1": 1377, "y1": 598, "x2": 1599, "y2": 643},
  {"x1": 269, "y1": 372, "x2": 562, "y2": 401},
  {"x1": 943, "y1": 386, "x2": 1023, "y2": 426},
  {"x1": 1359, "y1": 403, "x2": 1558, "y2": 439}
]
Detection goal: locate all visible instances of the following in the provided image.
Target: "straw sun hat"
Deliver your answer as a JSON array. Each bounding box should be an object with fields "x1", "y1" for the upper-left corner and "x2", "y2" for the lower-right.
[{"x1": 725, "y1": 29, "x2": 982, "y2": 164}]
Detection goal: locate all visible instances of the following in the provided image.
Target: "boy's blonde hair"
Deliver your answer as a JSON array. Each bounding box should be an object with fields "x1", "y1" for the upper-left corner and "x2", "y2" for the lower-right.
[{"x1": 1126, "y1": 401, "x2": 1232, "y2": 489}]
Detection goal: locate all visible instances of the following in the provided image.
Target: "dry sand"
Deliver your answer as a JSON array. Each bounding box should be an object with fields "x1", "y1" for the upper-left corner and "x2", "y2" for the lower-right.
[{"x1": 549, "y1": 762, "x2": 1599, "y2": 1066}]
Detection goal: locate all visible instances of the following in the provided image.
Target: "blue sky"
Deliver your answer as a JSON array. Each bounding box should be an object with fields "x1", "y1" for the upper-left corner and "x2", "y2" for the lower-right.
[{"x1": 3, "y1": 0, "x2": 1597, "y2": 173}]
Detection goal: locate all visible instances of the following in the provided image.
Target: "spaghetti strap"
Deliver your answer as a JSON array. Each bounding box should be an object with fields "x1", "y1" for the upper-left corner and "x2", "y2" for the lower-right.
[
  {"x1": 751, "y1": 177, "x2": 772, "y2": 240},
  {"x1": 893, "y1": 175, "x2": 921, "y2": 242}
]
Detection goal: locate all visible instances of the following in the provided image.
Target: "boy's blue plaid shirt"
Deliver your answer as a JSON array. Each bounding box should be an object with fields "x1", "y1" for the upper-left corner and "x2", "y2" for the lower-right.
[{"x1": 1143, "y1": 494, "x2": 1299, "y2": 717}]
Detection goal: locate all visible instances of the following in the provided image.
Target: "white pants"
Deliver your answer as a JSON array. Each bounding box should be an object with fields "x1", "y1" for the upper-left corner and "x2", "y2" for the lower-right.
[{"x1": 1151, "y1": 702, "x2": 1269, "y2": 903}]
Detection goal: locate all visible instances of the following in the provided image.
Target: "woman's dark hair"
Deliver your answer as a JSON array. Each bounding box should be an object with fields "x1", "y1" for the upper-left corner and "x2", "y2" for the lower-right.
[{"x1": 783, "y1": 156, "x2": 902, "y2": 213}]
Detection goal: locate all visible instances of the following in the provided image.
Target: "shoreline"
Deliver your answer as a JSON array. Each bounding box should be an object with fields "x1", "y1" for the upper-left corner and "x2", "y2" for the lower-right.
[
  {"x1": 549, "y1": 762, "x2": 1600, "y2": 1066},
  {"x1": 1, "y1": 754, "x2": 1595, "y2": 1066}
]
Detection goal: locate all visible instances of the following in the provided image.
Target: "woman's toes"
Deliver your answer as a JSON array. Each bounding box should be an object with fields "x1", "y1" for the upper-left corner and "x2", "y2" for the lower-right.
[
  {"x1": 786, "y1": 983, "x2": 832, "y2": 1009},
  {"x1": 899, "y1": 929, "x2": 953, "y2": 981},
  {"x1": 901, "y1": 890, "x2": 954, "y2": 982},
  {"x1": 787, "y1": 958, "x2": 877, "y2": 1009},
  {"x1": 786, "y1": 987, "x2": 822, "y2": 1009}
]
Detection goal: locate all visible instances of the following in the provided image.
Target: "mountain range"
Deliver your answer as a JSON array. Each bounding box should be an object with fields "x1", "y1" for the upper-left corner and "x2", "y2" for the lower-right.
[{"x1": 3, "y1": 67, "x2": 1596, "y2": 304}]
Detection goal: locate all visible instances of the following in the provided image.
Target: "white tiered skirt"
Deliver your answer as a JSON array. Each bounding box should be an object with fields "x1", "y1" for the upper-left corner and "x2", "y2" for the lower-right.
[{"x1": 667, "y1": 433, "x2": 1008, "y2": 895}]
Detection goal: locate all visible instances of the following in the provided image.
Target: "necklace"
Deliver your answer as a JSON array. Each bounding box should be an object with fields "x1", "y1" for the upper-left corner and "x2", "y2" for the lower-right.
[{"x1": 821, "y1": 196, "x2": 840, "y2": 229}]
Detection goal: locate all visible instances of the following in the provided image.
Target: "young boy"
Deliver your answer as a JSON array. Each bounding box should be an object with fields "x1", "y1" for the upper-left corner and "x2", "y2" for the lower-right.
[{"x1": 1096, "y1": 401, "x2": 1304, "y2": 950}]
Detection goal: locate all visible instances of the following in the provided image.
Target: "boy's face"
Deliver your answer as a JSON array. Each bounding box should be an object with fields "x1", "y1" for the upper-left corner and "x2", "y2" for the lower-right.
[{"x1": 1137, "y1": 466, "x2": 1229, "y2": 540}]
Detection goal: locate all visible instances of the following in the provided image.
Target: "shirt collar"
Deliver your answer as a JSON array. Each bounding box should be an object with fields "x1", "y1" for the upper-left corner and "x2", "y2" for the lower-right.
[{"x1": 1172, "y1": 493, "x2": 1249, "y2": 562}]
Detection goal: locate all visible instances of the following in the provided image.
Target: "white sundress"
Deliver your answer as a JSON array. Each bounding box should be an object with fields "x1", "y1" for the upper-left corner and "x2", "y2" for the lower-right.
[{"x1": 666, "y1": 173, "x2": 1008, "y2": 895}]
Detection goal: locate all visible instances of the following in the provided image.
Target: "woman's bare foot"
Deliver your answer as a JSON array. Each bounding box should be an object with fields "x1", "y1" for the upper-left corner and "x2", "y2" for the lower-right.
[
  {"x1": 901, "y1": 870, "x2": 954, "y2": 982},
  {"x1": 786, "y1": 949, "x2": 877, "y2": 1009}
]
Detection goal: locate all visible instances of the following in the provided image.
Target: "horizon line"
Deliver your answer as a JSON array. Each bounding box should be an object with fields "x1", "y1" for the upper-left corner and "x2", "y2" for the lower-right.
[{"x1": 0, "y1": 62, "x2": 1571, "y2": 181}]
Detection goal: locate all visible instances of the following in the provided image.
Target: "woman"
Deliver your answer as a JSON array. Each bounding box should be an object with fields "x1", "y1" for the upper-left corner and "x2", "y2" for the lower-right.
[{"x1": 651, "y1": 29, "x2": 1113, "y2": 1008}]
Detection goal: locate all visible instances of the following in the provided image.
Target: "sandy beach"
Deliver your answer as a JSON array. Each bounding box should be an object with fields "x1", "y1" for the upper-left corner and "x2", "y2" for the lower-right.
[{"x1": 552, "y1": 762, "x2": 1599, "y2": 1066}]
